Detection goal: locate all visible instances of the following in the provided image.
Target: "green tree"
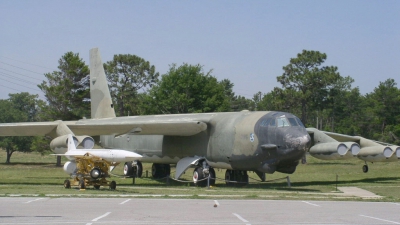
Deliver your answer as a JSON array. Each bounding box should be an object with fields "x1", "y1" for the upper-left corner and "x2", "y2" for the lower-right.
[
  {"x1": 364, "y1": 79, "x2": 400, "y2": 143},
  {"x1": 276, "y1": 50, "x2": 342, "y2": 126},
  {"x1": 0, "y1": 100, "x2": 27, "y2": 163},
  {"x1": 38, "y1": 52, "x2": 90, "y2": 120},
  {"x1": 220, "y1": 79, "x2": 253, "y2": 111},
  {"x1": 142, "y1": 63, "x2": 230, "y2": 114},
  {"x1": 257, "y1": 88, "x2": 302, "y2": 114},
  {"x1": 8, "y1": 92, "x2": 46, "y2": 122},
  {"x1": 0, "y1": 93, "x2": 50, "y2": 162},
  {"x1": 104, "y1": 54, "x2": 159, "y2": 116}
]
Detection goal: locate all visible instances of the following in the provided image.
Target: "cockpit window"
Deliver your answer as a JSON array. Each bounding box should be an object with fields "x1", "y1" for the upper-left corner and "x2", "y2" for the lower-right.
[
  {"x1": 260, "y1": 118, "x2": 271, "y2": 127},
  {"x1": 288, "y1": 118, "x2": 298, "y2": 126},
  {"x1": 269, "y1": 118, "x2": 276, "y2": 127},
  {"x1": 277, "y1": 118, "x2": 290, "y2": 127},
  {"x1": 295, "y1": 118, "x2": 305, "y2": 127}
]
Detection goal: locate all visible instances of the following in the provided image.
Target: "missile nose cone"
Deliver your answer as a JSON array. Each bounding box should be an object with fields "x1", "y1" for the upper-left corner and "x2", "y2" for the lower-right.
[{"x1": 123, "y1": 150, "x2": 142, "y2": 159}]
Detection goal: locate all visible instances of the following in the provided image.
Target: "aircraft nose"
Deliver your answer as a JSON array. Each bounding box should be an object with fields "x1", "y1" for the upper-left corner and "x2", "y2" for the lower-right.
[{"x1": 282, "y1": 129, "x2": 311, "y2": 155}]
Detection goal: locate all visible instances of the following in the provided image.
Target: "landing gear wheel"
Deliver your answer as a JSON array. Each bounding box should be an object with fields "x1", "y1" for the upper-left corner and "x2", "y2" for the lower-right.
[
  {"x1": 64, "y1": 179, "x2": 71, "y2": 189},
  {"x1": 225, "y1": 170, "x2": 233, "y2": 186},
  {"x1": 136, "y1": 161, "x2": 143, "y2": 178},
  {"x1": 124, "y1": 162, "x2": 133, "y2": 176},
  {"x1": 109, "y1": 181, "x2": 116, "y2": 190},
  {"x1": 193, "y1": 167, "x2": 206, "y2": 187},
  {"x1": 236, "y1": 171, "x2": 249, "y2": 187},
  {"x1": 79, "y1": 179, "x2": 86, "y2": 189},
  {"x1": 225, "y1": 170, "x2": 248, "y2": 187},
  {"x1": 152, "y1": 164, "x2": 159, "y2": 178},
  {"x1": 362, "y1": 165, "x2": 368, "y2": 173},
  {"x1": 94, "y1": 184, "x2": 100, "y2": 190},
  {"x1": 209, "y1": 167, "x2": 216, "y2": 186},
  {"x1": 152, "y1": 163, "x2": 171, "y2": 179}
]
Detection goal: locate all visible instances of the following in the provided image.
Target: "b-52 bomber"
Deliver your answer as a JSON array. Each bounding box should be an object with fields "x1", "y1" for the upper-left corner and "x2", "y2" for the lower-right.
[{"x1": 0, "y1": 48, "x2": 398, "y2": 189}]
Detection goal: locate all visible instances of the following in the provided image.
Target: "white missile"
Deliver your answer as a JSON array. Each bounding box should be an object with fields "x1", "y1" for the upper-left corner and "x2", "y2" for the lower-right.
[{"x1": 54, "y1": 134, "x2": 142, "y2": 163}]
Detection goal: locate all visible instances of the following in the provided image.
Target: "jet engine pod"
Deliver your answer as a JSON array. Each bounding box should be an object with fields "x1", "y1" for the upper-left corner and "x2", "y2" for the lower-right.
[
  {"x1": 63, "y1": 161, "x2": 77, "y2": 175},
  {"x1": 76, "y1": 136, "x2": 95, "y2": 149},
  {"x1": 50, "y1": 135, "x2": 78, "y2": 154},
  {"x1": 358, "y1": 146, "x2": 397, "y2": 162},
  {"x1": 309, "y1": 142, "x2": 360, "y2": 160}
]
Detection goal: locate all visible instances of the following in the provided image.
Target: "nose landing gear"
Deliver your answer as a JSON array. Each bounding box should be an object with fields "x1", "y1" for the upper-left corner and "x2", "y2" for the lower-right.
[{"x1": 193, "y1": 167, "x2": 215, "y2": 187}]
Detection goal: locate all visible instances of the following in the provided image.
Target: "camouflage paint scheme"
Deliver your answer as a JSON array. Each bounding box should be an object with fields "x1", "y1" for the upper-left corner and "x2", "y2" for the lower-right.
[{"x1": 99, "y1": 111, "x2": 311, "y2": 174}]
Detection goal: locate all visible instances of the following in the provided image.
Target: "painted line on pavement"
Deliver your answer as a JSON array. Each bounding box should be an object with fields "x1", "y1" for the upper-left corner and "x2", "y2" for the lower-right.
[
  {"x1": 360, "y1": 215, "x2": 400, "y2": 224},
  {"x1": 120, "y1": 199, "x2": 131, "y2": 205},
  {"x1": 92, "y1": 212, "x2": 111, "y2": 222},
  {"x1": 302, "y1": 201, "x2": 320, "y2": 207},
  {"x1": 233, "y1": 213, "x2": 251, "y2": 225},
  {"x1": 24, "y1": 198, "x2": 44, "y2": 204}
]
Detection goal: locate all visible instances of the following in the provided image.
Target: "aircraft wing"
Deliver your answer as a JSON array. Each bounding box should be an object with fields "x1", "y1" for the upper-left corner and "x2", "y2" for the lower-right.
[
  {"x1": 319, "y1": 131, "x2": 361, "y2": 142},
  {"x1": 0, "y1": 119, "x2": 208, "y2": 137}
]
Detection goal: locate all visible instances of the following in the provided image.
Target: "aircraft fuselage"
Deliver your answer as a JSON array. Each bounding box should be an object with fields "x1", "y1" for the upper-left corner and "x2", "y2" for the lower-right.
[{"x1": 100, "y1": 110, "x2": 310, "y2": 174}]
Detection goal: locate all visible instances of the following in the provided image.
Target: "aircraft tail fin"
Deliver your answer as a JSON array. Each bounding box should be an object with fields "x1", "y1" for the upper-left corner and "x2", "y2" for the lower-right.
[
  {"x1": 67, "y1": 134, "x2": 77, "y2": 151},
  {"x1": 89, "y1": 48, "x2": 116, "y2": 119}
]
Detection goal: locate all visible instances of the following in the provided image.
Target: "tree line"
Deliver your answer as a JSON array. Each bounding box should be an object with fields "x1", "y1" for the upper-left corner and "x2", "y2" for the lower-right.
[{"x1": 1, "y1": 50, "x2": 399, "y2": 163}]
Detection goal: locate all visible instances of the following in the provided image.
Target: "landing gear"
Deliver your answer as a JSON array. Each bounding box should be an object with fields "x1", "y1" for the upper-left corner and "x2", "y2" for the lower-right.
[
  {"x1": 152, "y1": 163, "x2": 171, "y2": 179},
  {"x1": 225, "y1": 170, "x2": 249, "y2": 187},
  {"x1": 255, "y1": 171, "x2": 266, "y2": 182},
  {"x1": 123, "y1": 162, "x2": 132, "y2": 176},
  {"x1": 124, "y1": 161, "x2": 143, "y2": 177},
  {"x1": 193, "y1": 167, "x2": 216, "y2": 187},
  {"x1": 362, "y1": 164, "x2": 369, "y2": 173},
  {"x1": 64, "y1": 179, "x2": 71, "y2": 189}
]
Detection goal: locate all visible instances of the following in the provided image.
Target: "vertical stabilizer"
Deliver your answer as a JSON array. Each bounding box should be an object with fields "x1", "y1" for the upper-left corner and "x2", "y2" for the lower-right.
[{"x1": 90, "y1": 48, "x2": 116, "y2": 119}]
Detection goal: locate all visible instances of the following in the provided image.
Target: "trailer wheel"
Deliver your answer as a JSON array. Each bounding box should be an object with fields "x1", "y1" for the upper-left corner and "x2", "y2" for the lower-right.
[{"x1": 64, "y1": 180, "x2": 71, "y2": 189}]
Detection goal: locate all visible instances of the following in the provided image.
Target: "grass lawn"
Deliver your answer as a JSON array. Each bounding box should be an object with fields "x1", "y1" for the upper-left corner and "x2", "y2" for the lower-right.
[{"x1": 0, "y1": 151, "x2": 399, "y2": 201}]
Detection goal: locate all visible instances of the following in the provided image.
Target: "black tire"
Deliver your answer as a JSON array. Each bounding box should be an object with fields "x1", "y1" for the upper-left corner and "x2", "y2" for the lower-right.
[
  {"x1": 362, "y1": 165, "x2": 368, "y2": 173},
  {"x1": 79, "y1": 179, "x2": 85, "y2": 189},
  {"x1": 209, "y1": 167, "x2": 216, "y2": 186},
  {"x1": 193, "y1": 167, "x2": 206, "y2": 187},
  {"x1": 94, "y1": 184, "x2": 100, "y2": 190},
  {"x1": 236, "y1": 171, "x2": 249, "y2": 187},
  {"x1": 136, "y1": 161, "x2": 143, "y2": 178},
  {"x1": 152, "y1": 163, "x2": 171, "y2": 179},
  {"x1": 164, "y1": 164, "x2": 171, "y2": 177},
  {"x1": 109, "y1": 181, "x2": 116, "y2": 190},
  {"x1": 64, "y1": 179, "x2": 71, "y2": 189},
  {"x1": 225, "y1": 170, "x2": 233, "y2": 186},
  {"x1": 124, "y1": 162, "x2": 133, "y2": 176},
  {"x1": 152, "y1": 163, "x2": 159, "y2": 178}
]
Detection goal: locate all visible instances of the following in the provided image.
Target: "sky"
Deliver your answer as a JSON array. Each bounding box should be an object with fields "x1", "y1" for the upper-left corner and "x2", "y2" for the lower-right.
[{"x1": 0, "y1": 1, "x2": 399, "y2": 100}]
